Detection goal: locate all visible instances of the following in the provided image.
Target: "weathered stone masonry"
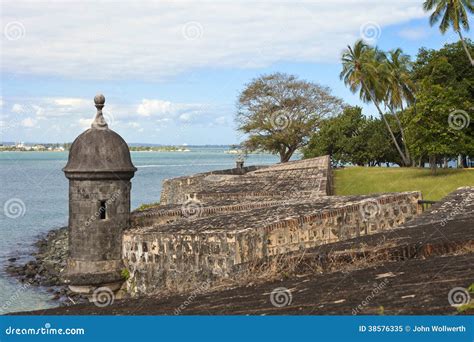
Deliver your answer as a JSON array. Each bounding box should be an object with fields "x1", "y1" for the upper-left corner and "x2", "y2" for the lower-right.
[
  {"x1": 63, "y1": 94, "x2": 136, "y2": 294},
  {"x1": 159, "y1": 156, "x2": 332, "y2": 205},
  {"x1": 123, "y1": 156, "x2": 421, "y2": 296},
  {"x1": 63, "y1": 101, "x2": 425, "y2": 298}
]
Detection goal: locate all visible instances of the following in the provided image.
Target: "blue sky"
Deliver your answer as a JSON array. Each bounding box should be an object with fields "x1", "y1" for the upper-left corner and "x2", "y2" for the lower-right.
[{"x1": 1, "y1": 1, "x2": 472, "y2": 145}]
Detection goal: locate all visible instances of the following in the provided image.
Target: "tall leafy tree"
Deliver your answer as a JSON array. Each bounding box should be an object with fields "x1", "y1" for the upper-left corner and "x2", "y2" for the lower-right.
[
  {"x1": 236, "y1": 73, "x2": 344, "y2": 162},
  {"x1": 303, "y1": 106, "x2": 400, "y2": 166},
  {"x1": 423, "y1": 0, "x2": 474, "y2": 66},
  {"x1": 340, "y1": 40, "x2": 411, "y2": 166},
  {"x1": 408, "y1": 41, "x2": 474, "y2": 170},
  {"x1": 405, "y1": 80, "x2": 472, "y2": 172}
]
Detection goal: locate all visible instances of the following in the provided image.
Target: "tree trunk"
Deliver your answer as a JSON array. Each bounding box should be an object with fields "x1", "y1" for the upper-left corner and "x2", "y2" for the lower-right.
[
  {"x1": 279, "y1": 146, "x2": 296, "y2": 163},
  {"x1": 458, "y1": 30, "x2": 474, "y2": 67},
  {"x1": 362, "y1": 83, "x2": 410, "y2": 166},
  {"x1": 429, "y1": 155, "x2": 437, "y2": 175},
  {"x1": 388, "y1": 105, "x2": 411, "y2": 165}
]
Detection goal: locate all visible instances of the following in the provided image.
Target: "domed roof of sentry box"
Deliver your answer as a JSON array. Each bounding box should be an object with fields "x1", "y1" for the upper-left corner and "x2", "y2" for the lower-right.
[{"x1": 63, "y1": 94, "x2": 137, "y2": 177}]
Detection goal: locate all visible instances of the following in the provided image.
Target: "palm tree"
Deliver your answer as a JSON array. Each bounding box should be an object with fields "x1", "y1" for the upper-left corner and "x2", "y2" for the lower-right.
[
  {"x1": 340, "y1": 40, "x2": 411, "y2": 166},
  {"x1": 423, "y1": 0, "x2": 474, "y2": 66},
  {"x1": 384, "y1": 49, "x2": 416, "y2": 111},
  {"x1": 383, "y1": 48, "x2": 417, "y2": 164}
]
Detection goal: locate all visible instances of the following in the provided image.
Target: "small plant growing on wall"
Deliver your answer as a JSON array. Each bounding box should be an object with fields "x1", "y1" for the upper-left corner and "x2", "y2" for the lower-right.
[{"x1": 121, "y1": 268, "x2": 130, "y2": 280}]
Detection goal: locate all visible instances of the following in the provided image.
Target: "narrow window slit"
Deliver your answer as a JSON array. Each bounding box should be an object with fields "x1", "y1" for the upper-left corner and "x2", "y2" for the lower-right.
[{"x1": 99, "y1": 200, "x2": 107, "y2": 220}]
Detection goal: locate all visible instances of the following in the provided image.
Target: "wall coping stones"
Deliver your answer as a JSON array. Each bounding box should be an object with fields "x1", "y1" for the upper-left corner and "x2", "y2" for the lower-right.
[{"x1": 126, "y1": 191, "x2": 421, "y2": 236}]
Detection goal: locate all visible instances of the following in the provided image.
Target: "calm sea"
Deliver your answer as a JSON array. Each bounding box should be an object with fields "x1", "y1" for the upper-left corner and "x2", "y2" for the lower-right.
[{"x1": 0, "y1": 148, "x2": 280, "y2": 313}]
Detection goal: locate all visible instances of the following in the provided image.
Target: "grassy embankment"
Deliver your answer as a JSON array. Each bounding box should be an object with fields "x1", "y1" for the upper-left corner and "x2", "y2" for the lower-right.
[{"x1": 334, "y1": 167, "x2": 474, "y2": 201}]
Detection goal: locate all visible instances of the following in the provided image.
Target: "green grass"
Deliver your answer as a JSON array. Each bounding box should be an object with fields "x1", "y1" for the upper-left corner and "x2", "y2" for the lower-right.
[
  {"x1": 334, "y1": 167, "x2": 474, "y2": 201},
  {"x1": 136, "y1": 202, "x2": 160, "y2": 211}
]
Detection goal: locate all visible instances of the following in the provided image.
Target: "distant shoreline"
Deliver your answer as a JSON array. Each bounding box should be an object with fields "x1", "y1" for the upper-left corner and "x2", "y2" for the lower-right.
[
  {"x1": 0, "y1": 149, "x2": 277, "y2": 154},
  {"x1": 0, "y1": 149, "x2": 193, "y2": 153},
  {"x1": 0, "y1": 150, "x2": 66, "y2": 152}
]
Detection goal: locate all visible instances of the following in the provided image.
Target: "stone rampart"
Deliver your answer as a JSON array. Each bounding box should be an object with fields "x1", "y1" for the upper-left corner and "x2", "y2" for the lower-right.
[
  {"x1": 159, "y1": 156, "x2": 332, "y2": 205},
  {"x1": 160, "y1": 165, "x2": 265, "y2": 205},
  {"x1": 123, "y1": 191, "x2": 421, "y2": 295}
]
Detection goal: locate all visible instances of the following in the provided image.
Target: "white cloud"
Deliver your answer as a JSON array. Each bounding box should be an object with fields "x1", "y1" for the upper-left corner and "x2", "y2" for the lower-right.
[
  {"x1": 11, "y1": 103, "x2": 44, "y2": 116},
  {"x1": 127, "y1": 122, "x2": 144, "y2": 132},
  {"x1": 78, "y1": 118, "x2": 92, "y2": 129},
  {"x1": 398, "y1": 27, "x2": 430, "y2": 40},
  {"x1": 12, "y1": 99, "x2": 87, "y2": 118},
  {"x1": 128, "y1": 122, "x2": 141, "y2": 128},
  {"x1": 214, "y1": 116, "x2": 229, "y2": 126},
  {"x1": 53, "y1": 98, "x2": 89, "y2": 107},
  {"x1": 136, "y1": 98, "x2": 211, "y2": 124},
  {"x1": 12, "y1": 104, "x2": 24, "y2": 113},
  {"x1": 155, "y1": 118, "x2": 172, "y2": 127},
  {"x1": 178, "y1": 112, "x2": 193, "y2": 123},
  {"x1": 3, "y1": 96, "x2": 224, "y2": 136},
  {"x1": 21, "y1": 117, "x2": 36, "y2": 128},
  {"x1": 1, "y1": 1, "x2": 427, "y2": 81},
  {"x1": 137, "y1": 100, "x2": 173, "y2": 117}
]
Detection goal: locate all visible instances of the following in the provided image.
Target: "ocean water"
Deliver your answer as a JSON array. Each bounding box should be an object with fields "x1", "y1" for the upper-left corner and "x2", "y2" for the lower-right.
[{"x1": 0, "y1": 148, "x2": 280, "y2": 313}]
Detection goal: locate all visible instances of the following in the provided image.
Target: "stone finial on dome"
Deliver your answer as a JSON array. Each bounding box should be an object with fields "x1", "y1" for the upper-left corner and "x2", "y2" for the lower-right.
[{"x1": 92, "y1": 93, "x2": 108, "y2": 129}]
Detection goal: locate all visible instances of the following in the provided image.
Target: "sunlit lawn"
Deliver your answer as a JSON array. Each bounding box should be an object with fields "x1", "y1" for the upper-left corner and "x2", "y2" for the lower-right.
[{"x1": 334, "y1": 167, "x2": 474, "y2": 201}]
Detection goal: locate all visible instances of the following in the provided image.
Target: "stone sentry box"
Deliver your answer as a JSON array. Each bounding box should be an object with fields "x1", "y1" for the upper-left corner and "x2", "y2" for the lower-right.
[{"x1": 63, "y1": 94, "x2": 136, "y2": 294}]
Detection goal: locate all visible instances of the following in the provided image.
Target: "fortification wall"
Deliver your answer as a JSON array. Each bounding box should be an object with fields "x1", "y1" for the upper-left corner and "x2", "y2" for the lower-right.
[
  {"x1": 159, "y1": 165, "x2": 265, "y2": 205},
  {"x1": 130, "y1": 200, "x2": 286, "y2": 228},
  {"x1": 159, "y1": 156, "x2": 332, "y2": 206},
  {"x1": 123, "y1": 191, "x2": 421, "y2": 295}
]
